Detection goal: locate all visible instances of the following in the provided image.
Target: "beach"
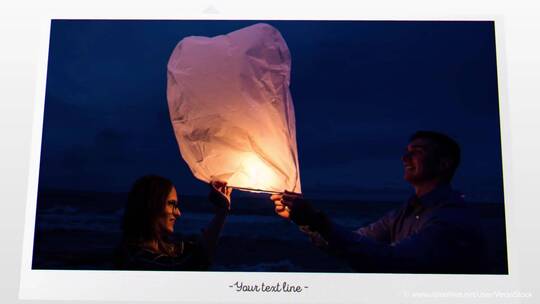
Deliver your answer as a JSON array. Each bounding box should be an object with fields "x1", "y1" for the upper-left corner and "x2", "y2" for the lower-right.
[{"x1": 32, "y1": 189, "x2": 508, "y2": 273}]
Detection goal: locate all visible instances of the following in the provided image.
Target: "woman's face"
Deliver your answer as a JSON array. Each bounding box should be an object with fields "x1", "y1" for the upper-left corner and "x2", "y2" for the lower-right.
[{"x1": 159, "y1": 187, "x2": 181, "y2": 235}]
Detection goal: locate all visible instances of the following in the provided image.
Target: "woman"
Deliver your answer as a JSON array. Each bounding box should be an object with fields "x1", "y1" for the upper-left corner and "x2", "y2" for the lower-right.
[{"x1": 115, "y1": 175, "x2": 232, "y2": 270}]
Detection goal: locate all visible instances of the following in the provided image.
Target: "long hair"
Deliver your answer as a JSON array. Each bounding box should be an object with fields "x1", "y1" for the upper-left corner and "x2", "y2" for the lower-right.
[{"x1": 120, "y1": 175, "x2": 175, "y2": 255}]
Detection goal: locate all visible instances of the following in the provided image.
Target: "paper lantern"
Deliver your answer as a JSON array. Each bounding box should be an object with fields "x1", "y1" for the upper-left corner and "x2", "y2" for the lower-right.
[{"x1": 167, "y1": 23, "x2": 301, "y2": 194}]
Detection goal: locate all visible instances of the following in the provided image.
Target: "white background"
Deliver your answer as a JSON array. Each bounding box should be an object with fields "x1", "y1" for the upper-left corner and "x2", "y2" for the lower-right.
[{"x1": 1, "y1": 0, "x2": 540, "y2": 303}]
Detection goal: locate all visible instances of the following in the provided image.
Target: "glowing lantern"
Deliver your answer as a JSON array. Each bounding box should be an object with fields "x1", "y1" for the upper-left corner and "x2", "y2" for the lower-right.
[{"x1": 167, "y1": 23, "x2": 301, "y2": 194}]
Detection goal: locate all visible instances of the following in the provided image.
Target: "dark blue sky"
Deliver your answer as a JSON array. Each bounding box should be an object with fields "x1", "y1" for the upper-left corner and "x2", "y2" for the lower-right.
[{"x1": 39, "y1": 20, "x2": 503, "y2": 202}]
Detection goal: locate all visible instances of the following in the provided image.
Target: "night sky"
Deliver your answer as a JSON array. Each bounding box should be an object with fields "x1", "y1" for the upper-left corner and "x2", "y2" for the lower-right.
[{"x1": 38, "y1": 20, "x2": 503, "y2": 202}]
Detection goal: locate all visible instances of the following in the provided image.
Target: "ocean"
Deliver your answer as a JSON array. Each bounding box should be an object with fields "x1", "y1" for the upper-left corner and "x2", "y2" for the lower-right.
[{"x1": 31, "y1": 189, "x2": 508, "y2": 273}]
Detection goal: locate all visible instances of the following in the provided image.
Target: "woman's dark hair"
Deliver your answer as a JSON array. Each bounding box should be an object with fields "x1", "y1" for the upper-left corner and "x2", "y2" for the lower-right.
[{"x1": 121, "y1": 175, "x2": 174, "y2": 253}]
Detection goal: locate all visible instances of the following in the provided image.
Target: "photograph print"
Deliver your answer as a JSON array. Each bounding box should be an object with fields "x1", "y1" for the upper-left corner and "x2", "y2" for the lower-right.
[{"x1": 32, "y1": 19, "x2": 507, "y2": 274}]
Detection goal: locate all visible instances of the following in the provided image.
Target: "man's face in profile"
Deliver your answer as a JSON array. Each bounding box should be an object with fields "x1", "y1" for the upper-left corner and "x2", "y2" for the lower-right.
[{"x1": 402, "y1": 138, "x2": 442, "y2": 184}]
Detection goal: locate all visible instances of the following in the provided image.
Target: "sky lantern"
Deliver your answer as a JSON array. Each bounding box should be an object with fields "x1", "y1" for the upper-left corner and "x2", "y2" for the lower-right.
[{"x1": 167, "y1": 23, "x2": 301, "y2": 194}]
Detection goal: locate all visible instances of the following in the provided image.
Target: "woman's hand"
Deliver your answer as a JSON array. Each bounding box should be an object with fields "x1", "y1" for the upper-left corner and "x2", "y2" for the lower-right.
[
  {"x1": 202, "y1": 181, "x2": 232, "y2": 258},
  {"x1": 209, "y1": 181, "x2": 232, "y2": 214}
]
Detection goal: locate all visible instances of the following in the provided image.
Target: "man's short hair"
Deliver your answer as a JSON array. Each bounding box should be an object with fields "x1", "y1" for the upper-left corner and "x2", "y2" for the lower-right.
[{"x1": 410, "y1": 131, "x2": 461, "y2": 182}]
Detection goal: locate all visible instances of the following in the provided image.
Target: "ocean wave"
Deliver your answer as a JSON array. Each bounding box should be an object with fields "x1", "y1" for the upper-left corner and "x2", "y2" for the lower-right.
[{"x1": 35, "y1": 208, "x2": 369, "y2": 240}]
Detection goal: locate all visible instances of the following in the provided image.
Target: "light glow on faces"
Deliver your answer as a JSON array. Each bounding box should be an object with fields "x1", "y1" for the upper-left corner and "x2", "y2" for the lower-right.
[
  {"x1": 160, "y1": 187, "x2": 180, "y2": 235},
  {"x1": 402, "y1": 138, "x2": 439, "y2": 183}
]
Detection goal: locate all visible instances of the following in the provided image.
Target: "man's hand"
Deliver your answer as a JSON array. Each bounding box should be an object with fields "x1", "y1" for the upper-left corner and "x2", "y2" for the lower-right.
[
  {"x1": 271, "y1": 192, "x2": 294, "y2": 220},
  {"x1": 270, "y1": 191, "x2": 318, "y2": 226},
  {"x1": 209, "y1": 181, "x2": 232, "y2": 214}
]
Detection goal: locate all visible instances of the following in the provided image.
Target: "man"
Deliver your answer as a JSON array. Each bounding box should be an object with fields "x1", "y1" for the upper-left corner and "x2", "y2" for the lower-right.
[{"x1": 271, "y1": 131, "x2": 486, "y2": 273}]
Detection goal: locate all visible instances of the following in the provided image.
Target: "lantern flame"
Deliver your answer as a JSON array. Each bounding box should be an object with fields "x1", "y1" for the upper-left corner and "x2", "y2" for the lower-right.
[{"x1": 227, "y1": 154, "x2": 281, "y2": 193}]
